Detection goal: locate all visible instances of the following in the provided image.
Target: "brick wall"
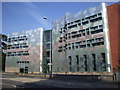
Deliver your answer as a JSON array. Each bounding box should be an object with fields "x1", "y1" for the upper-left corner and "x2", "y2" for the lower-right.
[{"x1": 107, "y1": 3, "x2": 120, "y2": 71}]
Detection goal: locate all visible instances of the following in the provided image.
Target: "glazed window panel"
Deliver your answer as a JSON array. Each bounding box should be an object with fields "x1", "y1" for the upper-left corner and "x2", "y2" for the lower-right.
[
  {"x1": 76, "y1": 55, "x2": 79, "y2": 71},
  {"x1": 69, "y1": 56, "x2": 72, "y2": 72},
  {"x1": 83, "y1": 55, "x2": 87, "y2": 71},
  {"x1": 101, "y1": 53, "x2": 107, "y2": 71},
  {"x1": 92, "y1": 54, "x2": 96, "y2": 71}
]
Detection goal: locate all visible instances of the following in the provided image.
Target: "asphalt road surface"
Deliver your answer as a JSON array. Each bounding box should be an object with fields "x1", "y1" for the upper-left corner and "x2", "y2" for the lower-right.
[
  {"x1": 1, "y1": 73, "x2": 120, "y2": 89},
  {"x1": 1, "y1": 74, "x2": 60, "y2": 89}
]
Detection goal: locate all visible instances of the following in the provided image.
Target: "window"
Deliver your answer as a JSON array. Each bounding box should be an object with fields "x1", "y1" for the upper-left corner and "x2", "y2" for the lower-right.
[
  {"x1": 91, "y1": 29, "x2": 103, "y2": 34},
  {"x1": 7, "y1": 43, "x2": 28, "y2": 49},
  {"x1": 68, "y1": 47, "x2": 71, "y2": 50},
  {"x1": 71, "y1": 22, "x2": 73, "y2": 24},
  {"x1": 27, "y1": 61, "x2": 29, "y2": 63},
  {"x1": 83, "y1": 33, "x2": 85, "y2": 36},
  {"x1": 76, "y1": 55, "x2": 79, "y2": 71},
  {"x1": 87, "y1": 44, "x2": 90, "y2": 47},
  {"x1": 92, "y1": 54, "x2": 96, "y2": 71},
  {"x1": 7, "y1": 38, "x2": 11, "y2": 42},
  {"x1": 82, "y1": 18, "x2": 84, "y2": 21},
  {"x1": 59, "y1": 39, "x2": 62, "y2": 43},
  {"x1": 23, "y1": 51, "x2": 29, "y2": 56},
  {"x1": 74, "y1": 19, "x2": 81, "y2": 23},
  {"x1": 79, "y1": 45, "x2": 86, "y2": 48},
  {"x1": 99, "y1": 25, "x2": 103, "y2": 29},
  {"x1": 86, "y1": 31, "x2": 90, "y2": 35},
  {"x1": 68, "y1": 23, "x2": 70, "y2": 25},
  {"x1": 86, "y1": 28, "x2": 90, "y2": 35},
  {"x1": 68, "y1": 24, "x2": 77, "y2": 29},
  {"x1": 17, "y1": 61, "x2": 29, "y2": 63},
  {"x1": 68, "y1": 36, "x2": 71, "y2": 39},
  {"x1": 92, "y1": 37, "x2": 104, "y2": 47},
  {"x1": 83, "y1": 55, "x2": 87, "y2": 71},
  {"x1": 101, "y1": 53, "x2": 106, "y2": 71},
  {"x1": 82, "y1": 21, "x2": 89, "y2": 25},
  {"x1": 63, "y1": 45, "x2": 67, "y2": 51},
  {"x1": 23, "y1": 46, "x2": 28, "y2": 48},
  {"x1": 72, "y1": 43, "x2": 74, "y2": 49},
  {"x1": 75, "y1": 45, "x2": 78, "y2": 49},
  {"x1": 98, "y1": 13, "x2": 102, "y2": 17},
  {"x1": 58, "y1": 46, "x2": 63, "y2": 52},
  {"x1": 7, "y1": 45, "x2": 12, "y2": 49},
  {"x1": 71, "y1": 31, "x2": 77, "y2": 34},
  {"x1": 7, "y1": 51, "x2": 29, "y2": 56},
  {"x1": 89, "y1": 14, "x2": 102, "y2": 22},
  {"x1": 63, "y1": 29, "x2": 66, "y2": 32},
  {"x1": 69, "y1": 56, "x2": 72, "y2": 72},
  {"x1": 78, "y1": 23, "x2": 81, "y2": 26}
]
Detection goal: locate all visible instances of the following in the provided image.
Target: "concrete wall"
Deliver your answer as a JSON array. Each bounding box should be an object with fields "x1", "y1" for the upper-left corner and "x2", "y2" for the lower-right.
[{"x1": 5, "y1": 67, "x2": 19, "y2": 72}]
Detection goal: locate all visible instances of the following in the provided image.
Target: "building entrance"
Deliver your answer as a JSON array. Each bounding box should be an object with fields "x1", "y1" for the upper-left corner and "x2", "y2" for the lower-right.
[{"x1": 17, "y1": 61, "x2": 29, "y2": 74}]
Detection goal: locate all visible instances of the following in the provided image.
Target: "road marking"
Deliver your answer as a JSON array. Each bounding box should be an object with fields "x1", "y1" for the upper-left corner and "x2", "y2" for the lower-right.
[
  {"x1": 12, "y1": 85, "x2": 16, "y2": 88},
  {"x1": 2, "y1": 77, "x2": 46, "y2": 82},
  {"x1": 0, "y1": 83, "x2": 16, "y2": 88},
  {"x1": 67, "y1": 83, "x2": 72, "y2": 84}
]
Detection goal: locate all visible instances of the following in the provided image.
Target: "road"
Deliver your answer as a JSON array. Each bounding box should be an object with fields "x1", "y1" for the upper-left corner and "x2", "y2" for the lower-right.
[
  {"x1": 1, "y1": 74, "x2": 60, "y2": 89},
  {"x1": 0, "y1": 73, "x2": 120, "y2": 89}
]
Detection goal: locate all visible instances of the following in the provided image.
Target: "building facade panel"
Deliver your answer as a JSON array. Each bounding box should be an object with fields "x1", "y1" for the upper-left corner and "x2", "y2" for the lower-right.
[
  {"x1": 52, "y1": 3, "x2": 111, "y2": 73},
  {"x1": 6, "y1": 28, "x2": 43, "y2": 73}
]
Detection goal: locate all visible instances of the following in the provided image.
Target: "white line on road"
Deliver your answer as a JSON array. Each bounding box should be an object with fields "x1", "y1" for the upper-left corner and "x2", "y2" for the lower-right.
[{"x1": 0, "y1": 83, "x2": 16, "y2": 88}]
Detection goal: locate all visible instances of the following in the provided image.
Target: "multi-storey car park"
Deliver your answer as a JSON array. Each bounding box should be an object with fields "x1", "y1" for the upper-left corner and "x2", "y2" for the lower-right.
[
  {"x1": 52, "y1": 3, "x2": 120, "y2": 73},
  {"x1": 5, "y1": 28, "x2": 43, "y2": 73}
]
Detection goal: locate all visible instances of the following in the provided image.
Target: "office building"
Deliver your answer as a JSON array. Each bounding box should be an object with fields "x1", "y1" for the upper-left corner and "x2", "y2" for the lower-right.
[
  {"x1": 52, "y1": 3, "x2": 120, "y2": 73},
  {"x1": 5, "y1": 2, "x2": 120, "y2": 74},
  {"x1": 5, "y1": 28, "x2": 43, "y2": 73}
]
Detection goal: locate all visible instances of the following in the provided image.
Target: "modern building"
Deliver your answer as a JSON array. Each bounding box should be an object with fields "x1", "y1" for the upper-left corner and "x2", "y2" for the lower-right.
[
  {"x1": 5, "y1": 28, "x2": 43, "y2": 73},
  {"x1": 0, "y1": 34, "x2": 7, "y2": 72},
  {"x1": 52, "y1": 3, "x2": 120, "y2": 73},
  {"x1": 4, "y1": 2, "x2": 120, "y2": 74},
  {"x1": 42, "y1": 30, "x2": 52, "y2": 73}
]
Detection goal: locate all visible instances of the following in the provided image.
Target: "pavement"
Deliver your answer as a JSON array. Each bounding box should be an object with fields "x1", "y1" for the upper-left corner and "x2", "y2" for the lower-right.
[{"x1": 1, "y1": 72, "x2": 120, "y2": 89}]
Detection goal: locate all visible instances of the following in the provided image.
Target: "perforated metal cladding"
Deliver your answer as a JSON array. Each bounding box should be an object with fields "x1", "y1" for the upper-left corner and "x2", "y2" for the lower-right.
[
  {"x1": 6, "y1": 28, "x2": 43, "y2": 72},
  {"x1": 52, "y1": 3, "x2": 109, "y2": 73}
]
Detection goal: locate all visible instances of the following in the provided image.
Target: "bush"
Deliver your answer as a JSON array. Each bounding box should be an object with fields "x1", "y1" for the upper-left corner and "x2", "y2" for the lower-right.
[
  {"x1": 14, "y1": 72, "x2": 19, "y2": 75},
  {"x1": 113, "y1": 60, "x2": 120, "y2": 72}
]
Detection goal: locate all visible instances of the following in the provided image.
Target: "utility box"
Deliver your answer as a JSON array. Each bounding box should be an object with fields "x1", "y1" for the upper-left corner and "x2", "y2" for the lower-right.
[{"x1": 116, "y1": 72, "x2": 120, "y2": 81}]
